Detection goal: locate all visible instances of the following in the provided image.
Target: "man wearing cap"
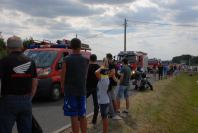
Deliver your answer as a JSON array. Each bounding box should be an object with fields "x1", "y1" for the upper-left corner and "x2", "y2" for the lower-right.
[{"x1": 0, "y1": 36, "x2": 38, "y2": 133}]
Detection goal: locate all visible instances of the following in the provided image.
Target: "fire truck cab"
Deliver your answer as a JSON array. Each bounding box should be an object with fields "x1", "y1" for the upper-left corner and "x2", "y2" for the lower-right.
[
  {"x1": 24, "y1": 39, "x2": 91, "y2": 100},
  {"x1": 117, "y1": 51, "x2": 148, "y2": 72}
]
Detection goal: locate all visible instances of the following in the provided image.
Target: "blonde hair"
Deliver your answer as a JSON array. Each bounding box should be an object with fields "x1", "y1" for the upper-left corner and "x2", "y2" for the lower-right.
[{"x1": 103, "y1": 57, "x2": 109, "y2": 68}]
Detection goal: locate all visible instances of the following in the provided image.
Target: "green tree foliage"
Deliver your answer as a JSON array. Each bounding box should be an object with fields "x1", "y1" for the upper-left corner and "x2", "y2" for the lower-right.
[
  {"x1": 0, "y1": 38, "x2": 7, "y2": 59},
  {"x1": 0, "y1": 38, "x2": 6, "y2": 50},
  {"x1": 23, "y1": 37, "x2": 34, "y2": 49},
  {"x1": 172, "y1": 55, "x2": 198, "y2": 65},
  {"x1": 191, "y1": 56, "x2": 198, "y2": 65}
]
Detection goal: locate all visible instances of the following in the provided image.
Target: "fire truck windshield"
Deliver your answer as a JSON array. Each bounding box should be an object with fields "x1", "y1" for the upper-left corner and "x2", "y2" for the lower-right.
[
  {"x1": 25, "y1": 50, "x2": 58, "y2": 68},
  {"x1": 118, "y1": 55, "x2": 136, "y2": 64}
]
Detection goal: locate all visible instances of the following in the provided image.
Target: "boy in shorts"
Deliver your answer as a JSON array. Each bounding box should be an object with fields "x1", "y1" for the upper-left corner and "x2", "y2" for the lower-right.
[
  {"x1": 61, "y1": 38, "x2": 89, "y2": 133},
  {"x1": 117, "y1": 58, "x2": 131, "y2": 114},
  {"x1": 95, "y1": 58, "x2": 110, "y2": 133}
]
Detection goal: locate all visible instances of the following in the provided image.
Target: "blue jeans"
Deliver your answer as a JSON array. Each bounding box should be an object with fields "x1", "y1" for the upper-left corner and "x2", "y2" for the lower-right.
[
  {"x1": 0, "y1": 95, "x2": 32, "y2": 133},
  {"x1": 117, "y1": 85, "x2": 129, "y2": 99}
]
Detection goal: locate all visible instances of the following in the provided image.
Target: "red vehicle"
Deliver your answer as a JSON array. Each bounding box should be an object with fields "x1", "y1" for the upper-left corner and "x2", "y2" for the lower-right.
[
  {"x1": 117, "y1": 51, "x2": 148, "y2": 71},
  {"x1": 24, "y1": 40, "x2": 91, "y2": 100},
  {"x1": 148, "y1": 58, "x2": 161, "y2": 73}
]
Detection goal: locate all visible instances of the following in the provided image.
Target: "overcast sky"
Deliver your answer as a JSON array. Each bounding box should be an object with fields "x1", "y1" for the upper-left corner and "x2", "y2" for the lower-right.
[{"x1": 0, "y1": 0, "x2": 198, "y2": 60}]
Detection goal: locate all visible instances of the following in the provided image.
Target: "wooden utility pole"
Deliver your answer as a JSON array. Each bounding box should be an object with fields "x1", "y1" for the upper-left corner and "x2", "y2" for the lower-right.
[{"x1": 124, "y1": 18, "x2": 127, "y2": 52}]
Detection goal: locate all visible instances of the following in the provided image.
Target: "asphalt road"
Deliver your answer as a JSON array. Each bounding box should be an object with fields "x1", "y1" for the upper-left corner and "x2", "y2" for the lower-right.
[
  {"x1": 10, "y1": 73, "x2": 155, "y2": 133},
  {"x1": 32, "y1": 96, "x2": 94, "y2": 133}
]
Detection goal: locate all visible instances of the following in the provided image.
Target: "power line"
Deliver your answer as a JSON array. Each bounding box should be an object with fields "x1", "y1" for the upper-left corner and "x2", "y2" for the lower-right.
[
  {"x1": 82, "y1": 26, "x2": 122, "y2": 41},
  {"x1": 127, "y1": 19, "x2": 198, "y2": 28}
]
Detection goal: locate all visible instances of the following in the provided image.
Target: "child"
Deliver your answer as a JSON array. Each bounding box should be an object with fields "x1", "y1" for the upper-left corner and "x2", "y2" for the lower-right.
[{"x1": 95, "y1": 58, "x2": 110, "y2": 133}]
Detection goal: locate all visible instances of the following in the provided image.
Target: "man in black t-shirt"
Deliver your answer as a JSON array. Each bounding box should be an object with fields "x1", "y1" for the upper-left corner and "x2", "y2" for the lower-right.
[
  {"x1": 61, "y1": 38, "x2": 89, "y2": 133},
  {"x1": 0, "y1": 36, "x2": 38, "y2": 133},
  {"x1": 86, "y1": 54, "x2": 100, "y2": 125}
]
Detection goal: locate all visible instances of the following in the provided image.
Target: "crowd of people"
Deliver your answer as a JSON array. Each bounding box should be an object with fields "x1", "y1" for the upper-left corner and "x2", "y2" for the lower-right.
[
  {"x1": 152, "y1": 63, "x2": 180, "y2": 80},
  {"x1": 0, "y1": 36, "x2": 132, "y2": 133},
  {"x1": 61, "y1": 38, "x2": 132, "y2": 133}
]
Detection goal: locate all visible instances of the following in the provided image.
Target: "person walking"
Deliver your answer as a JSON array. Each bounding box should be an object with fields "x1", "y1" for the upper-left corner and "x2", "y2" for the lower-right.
[
  {"x1": 0, "y1": 36, "x2": 38, "y2": 133},
  {"x1": 61, "y1": 38, "x2": 89, "y2": 133},
  {"x1": 95, "y1": 58, "x2": 110, "y2": 133},
  {"x1": 116, "y1": 58, "x2": 131, "y2": 114},
  {"x1": 86, "y1": 54, "x2": 100, "y2": 125}
]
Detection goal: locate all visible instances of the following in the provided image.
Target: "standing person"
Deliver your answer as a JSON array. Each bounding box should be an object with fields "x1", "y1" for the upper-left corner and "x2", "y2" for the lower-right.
[
  {"x1": 61, "y1": 38, "x2": 89, "y2": 133},
  {"x1": 86, "y1": 54, "x2": 100, "y2": 125},
  {"x1": 117, "y1": 58, "x2": 131, "y2": 114},
  {"x1": 0, "y1": 36, "x2": 38, "y2": 133},
  {"x1": 95, "y1": 58, "x2": 110, "y2": 133},
  {"x1": 158, "y1": 63, "x2": 163, "y2": 80},
  {"x1": 106, "y1": 53, "x2": 122, "y2": 120},
  {"x1": 163, "y1": 64, "x2": 168, "y2": 79},
  {"x1": 152, "y1": 64, "x2": 157, "y2": 80}
]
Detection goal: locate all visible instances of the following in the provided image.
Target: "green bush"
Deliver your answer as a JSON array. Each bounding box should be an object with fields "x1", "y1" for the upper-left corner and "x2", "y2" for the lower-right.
[{"x1": 0, "y1": 38, "x2": 7, "y2": 59}]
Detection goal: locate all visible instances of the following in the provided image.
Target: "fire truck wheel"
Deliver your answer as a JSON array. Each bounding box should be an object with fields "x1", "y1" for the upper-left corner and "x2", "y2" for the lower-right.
[{"x1": 51, "y1": 84, "x2": 61, "y2": 100}]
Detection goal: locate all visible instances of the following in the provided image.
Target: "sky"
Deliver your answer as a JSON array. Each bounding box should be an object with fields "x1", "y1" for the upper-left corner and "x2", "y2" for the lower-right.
[{"x1": 0, "y1": 0, "x2": 198, "y2": 60}]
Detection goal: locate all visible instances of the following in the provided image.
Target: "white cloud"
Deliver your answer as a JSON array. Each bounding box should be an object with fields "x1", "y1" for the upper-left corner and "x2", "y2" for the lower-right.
[{"x1": 0, "y1": 0, "x2": 198, "y2": 60}]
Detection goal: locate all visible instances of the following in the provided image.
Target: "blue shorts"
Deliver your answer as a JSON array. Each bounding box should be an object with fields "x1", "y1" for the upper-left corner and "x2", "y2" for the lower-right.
[
  {"x1": 117, "y1": 85, "x2": 129, "y2": 99},
  {"x1": 99, "y1": 104, "x2": 109, "y2": 118},
  {"x1": 63, "y1": 96, "x2": 86, "y2": 117}
]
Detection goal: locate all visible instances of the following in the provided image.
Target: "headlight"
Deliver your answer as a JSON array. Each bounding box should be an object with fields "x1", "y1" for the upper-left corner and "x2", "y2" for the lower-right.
[{"x1": 132, "y1": 71, "x2": 135, "y2": 74}]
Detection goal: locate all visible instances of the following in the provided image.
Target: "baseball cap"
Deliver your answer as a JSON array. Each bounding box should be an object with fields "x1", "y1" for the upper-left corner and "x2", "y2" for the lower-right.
[{"x1": 7, "y1": 36, "x2": 23, "y2": 49}]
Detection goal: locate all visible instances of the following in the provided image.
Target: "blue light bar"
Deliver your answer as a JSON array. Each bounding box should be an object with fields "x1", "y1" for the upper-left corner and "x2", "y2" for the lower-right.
[{"x1": 28, "y1": 44, "x2": 40, "y2": 49}]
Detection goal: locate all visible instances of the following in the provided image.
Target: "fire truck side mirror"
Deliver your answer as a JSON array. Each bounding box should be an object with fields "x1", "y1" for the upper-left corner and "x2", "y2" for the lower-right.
[{"x1": 56, "y1": 62, "x2": 62, "y2": 70}]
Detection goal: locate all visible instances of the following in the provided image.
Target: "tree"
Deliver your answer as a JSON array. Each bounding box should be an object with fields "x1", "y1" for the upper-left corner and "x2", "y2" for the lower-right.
[
  {"x1": 23, "y1": 37, "x2": 34, "y2": 49},
  {"x1": 172, "y1": 55, "x2": 198, "y2": 65},
  {"x1": 191, "y1": 56, "x2": 198, "y2": 65},
  {"x1": 0, "y1": 38, "x2": 7, "y2": 59},
  {"x1": 172, "y1": 55, "x2": 192, "y2": 65},
  {"x1": 0, "y1": 38, "x2": 6, "y2": 50}
]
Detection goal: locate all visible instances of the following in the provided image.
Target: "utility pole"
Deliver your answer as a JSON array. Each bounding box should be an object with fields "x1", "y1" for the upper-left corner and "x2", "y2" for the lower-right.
[{"x1": 124, "y1": 18, "x2": 127, "y2": 52}]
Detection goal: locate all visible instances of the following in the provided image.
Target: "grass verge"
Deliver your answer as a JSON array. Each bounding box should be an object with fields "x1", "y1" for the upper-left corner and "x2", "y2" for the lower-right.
[{"x1": 87, "y1": 73, "x2": 198, "y2": 133}]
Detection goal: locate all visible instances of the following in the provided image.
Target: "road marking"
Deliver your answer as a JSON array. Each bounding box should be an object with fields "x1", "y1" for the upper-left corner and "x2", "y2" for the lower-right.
[{"x1": 52, "y1": 112, "x2": 94, "y2": 133}]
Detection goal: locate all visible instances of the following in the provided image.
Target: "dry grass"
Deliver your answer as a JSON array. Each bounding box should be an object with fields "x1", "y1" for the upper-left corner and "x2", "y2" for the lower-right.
[{"x1": 64, "y1": 73, "x2": 198, "y2": 133}]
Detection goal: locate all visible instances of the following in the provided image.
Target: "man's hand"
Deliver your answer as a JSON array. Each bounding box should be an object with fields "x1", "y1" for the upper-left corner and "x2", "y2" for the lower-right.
[{"x1": 61, "y1": 63, "x2": 66, "y2": 90}]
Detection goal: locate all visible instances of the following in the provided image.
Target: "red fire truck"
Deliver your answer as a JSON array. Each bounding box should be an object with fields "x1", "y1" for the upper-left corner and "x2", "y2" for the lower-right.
[
  {"x1": 117, "y1": 51, "x2": 148, "y2": 71},
  {"x1": 148, "y1": 58, "x2": 161, "y2": 72},
  {"x1": 24, "y1": 39, "x2": 91, "y2": 100}
]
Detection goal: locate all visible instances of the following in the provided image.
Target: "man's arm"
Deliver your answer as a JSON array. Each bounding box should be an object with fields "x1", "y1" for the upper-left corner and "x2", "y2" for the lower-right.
[
  {"x1": 31, "y1": 61, "x2": 38, "y2": 97},
  {"x1": 0, "y1": 59, "x2": 4, "y2": 79},
  {"x1": 61, "y1": 62, "x2": 66, "y2": 90},
  {"x1": 95, "y1": 67, "x2": 102, "y2": 80},
  {"x1": 31, "y1": 78, "x2": 38, "y2": 97},
  {"x1": 109, "y1": 68, "x2": 118, "y2": 82},
  {"x1": 119, "y1": 73, "x2": 124, "y2": 84}
]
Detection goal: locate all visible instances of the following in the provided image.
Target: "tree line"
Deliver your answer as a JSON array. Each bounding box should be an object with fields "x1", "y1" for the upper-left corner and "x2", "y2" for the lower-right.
[
  {"x1": 172, "y1": 55, "x2": 198, "y2": 65},
  {"x1": 1, "y1": 37, "x2": 198, "y2": 65},
  {"x1": 0, "y1": 37, "x2": 34, "y2": 59}
]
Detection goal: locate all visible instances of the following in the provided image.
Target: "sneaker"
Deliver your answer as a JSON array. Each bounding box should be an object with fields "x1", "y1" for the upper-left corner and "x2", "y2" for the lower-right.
[
  {"x1": 120, "y1": 113, "x2": 127, "y2": 118},
  {"x1": 122, "y1": 110, "x2": 129, "y2": 114},
  {"x1": 112, "y1": 115, "x2": 122, "y2": 120}
]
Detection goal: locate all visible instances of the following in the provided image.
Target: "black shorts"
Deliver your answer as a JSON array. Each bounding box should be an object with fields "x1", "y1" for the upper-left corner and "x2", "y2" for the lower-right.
[{"x1": 99, "y1": 104, "x2": 109, "y2": 118}]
